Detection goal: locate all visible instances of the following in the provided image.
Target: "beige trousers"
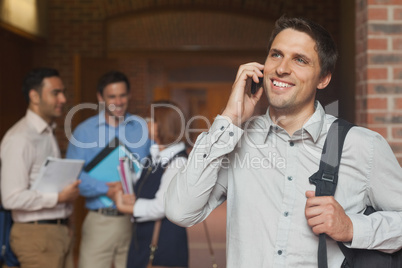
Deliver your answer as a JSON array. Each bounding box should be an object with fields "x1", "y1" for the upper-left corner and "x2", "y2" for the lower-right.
[
  {"x1": 78, "y1": 211, "x2": 132, "y2": 268},
  {"x1": 10, "y1": 222, "x2": 73, "y2": 268}
]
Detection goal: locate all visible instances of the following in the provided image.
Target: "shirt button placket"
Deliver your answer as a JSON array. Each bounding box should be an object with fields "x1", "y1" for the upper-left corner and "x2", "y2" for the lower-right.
[
  {"x1": 273, "y1": 139, "x2": 296, "y2": 266},
  {"x1": 289, "y1": 141, "x2": 295, "y2": 147}
]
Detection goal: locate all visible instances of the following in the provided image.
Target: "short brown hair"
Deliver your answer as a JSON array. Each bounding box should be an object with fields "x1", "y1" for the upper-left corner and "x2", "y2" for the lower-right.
[
  {"x1": 97, "y1": 71, "x2": 130, "y2": 95},
  {"x1": 150, "y1": 100, "x2": 186, "y2": 146},
  {"x1": 267, "y1": 16, "x2": 338, "y2": 78}
]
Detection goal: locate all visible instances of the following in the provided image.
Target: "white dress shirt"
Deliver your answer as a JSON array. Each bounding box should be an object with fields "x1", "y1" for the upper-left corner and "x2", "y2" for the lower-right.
[
  {"x1": 134, "y1": 142, "x2": 186, "y2": 222},
  {"x1": 165, "y1": 102, "x2": 402, "y2": 267},
  {"x1": 1, "y1": 110, "x2": 72, "y2": 222}
]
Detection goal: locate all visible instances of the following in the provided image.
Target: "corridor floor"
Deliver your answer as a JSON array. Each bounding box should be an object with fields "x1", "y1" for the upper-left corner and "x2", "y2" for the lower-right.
[{"x1": 187, "y1": 202, "x2": 227, "y2": 268}]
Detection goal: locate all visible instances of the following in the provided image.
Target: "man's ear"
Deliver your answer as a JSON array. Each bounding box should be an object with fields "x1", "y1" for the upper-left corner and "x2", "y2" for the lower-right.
[
  {"x1": 97, "y1": 92, "x2": 104, "y2": 102},
  {"x1": 317, "y1": 73, "x2": 332, "y2": 90},
  {"x1": 29, "y1": 89, "x2": 40, "y2": 104}
]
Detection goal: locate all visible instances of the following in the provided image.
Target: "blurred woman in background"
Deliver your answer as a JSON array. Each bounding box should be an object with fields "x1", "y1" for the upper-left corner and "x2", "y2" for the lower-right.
[{"x1": 114, "y1": 100, "x2": 188, "y2": 268}]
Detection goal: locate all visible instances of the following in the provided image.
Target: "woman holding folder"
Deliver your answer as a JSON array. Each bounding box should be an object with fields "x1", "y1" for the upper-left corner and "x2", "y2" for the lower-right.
[{"x1": 114, "y1": 101, "x2": 188, "y2": 268}]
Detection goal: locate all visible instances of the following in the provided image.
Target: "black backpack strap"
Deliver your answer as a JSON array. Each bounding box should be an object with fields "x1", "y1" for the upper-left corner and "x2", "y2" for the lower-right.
[{"x1": 309, "y1": 118, "x2": 354, "y2": 268}]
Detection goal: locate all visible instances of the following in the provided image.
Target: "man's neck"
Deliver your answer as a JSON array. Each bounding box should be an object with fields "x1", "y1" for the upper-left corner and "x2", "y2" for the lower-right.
[
  {"x1": 28, "y1": 106, "x2": 53, "y2": 125},
  {"x1": 269, "y1": 105, "x2": 315, "y2": 137},
  {"x1": 104, "y1": 112, "x2": 125, "y2": 127}
]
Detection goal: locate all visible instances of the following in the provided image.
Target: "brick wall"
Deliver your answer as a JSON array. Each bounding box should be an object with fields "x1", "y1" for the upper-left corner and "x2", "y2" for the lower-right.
[
  {"x1": 32, "y1": 1, "x2": 106, "y2": 153},
  {"x1": 116, "y1": 58, "x2": 149, "y2": 117},
  {"x1": 356, "y1": 0, "x2": 402, "y2": 164},
  {"x1": 33, "y1": 0, "x2": 105, "y2": 87}
]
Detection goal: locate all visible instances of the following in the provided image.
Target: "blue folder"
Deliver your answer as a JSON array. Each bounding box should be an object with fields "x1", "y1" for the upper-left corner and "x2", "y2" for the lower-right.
[{"x1": 83, "y1": 137, "x2": 141, "y2": 206}]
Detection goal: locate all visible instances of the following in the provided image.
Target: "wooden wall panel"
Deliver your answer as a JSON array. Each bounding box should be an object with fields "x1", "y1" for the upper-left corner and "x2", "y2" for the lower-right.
[{"x1": 0, "y1": 27, "x2": 32, "y2": 140}]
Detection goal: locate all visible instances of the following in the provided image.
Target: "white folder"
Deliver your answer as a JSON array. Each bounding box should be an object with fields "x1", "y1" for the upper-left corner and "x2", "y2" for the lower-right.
[{"x1": 31, "y1": 157, "x2": 85, "y2": 193}]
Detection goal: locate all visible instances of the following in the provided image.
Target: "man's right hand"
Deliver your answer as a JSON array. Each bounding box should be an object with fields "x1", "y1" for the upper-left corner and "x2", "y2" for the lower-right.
[
  {"x1": 57, "y1": 180, "x2": 81, "y2": 203},
  {"x1": 221, "y1": 62, "x2": 265, "y2": 127},
  {"x1": 106, "y1": 181, "x2": 123, "y2": 199}
]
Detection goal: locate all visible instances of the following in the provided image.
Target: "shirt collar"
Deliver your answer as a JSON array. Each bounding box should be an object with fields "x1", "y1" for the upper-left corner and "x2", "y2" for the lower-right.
[
  {"x1": 156, "y1": 142, "x2": 186, "y2": 165},
  {"x1": 26, "y1": 109, "x2": 56, "y2": 134},
  {"x1": 302, "y1": 101, "x2": 326, "y2": 143},
  {"x1": 96, "y1": 110, "x2": 134, "y2": 127},
  {"x1": 261, "y1": 101, "x2": 326, "y2": 143}
]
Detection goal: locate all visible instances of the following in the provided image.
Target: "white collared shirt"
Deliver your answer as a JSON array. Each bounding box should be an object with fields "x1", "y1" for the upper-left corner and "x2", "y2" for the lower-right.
[
  {"x1": 134, "y1": 142, "x2": 186, "y2": 222},
  {"x1": 1, "y1": 110, "x2": 72, "y2": 222},
  {"x1": 166, "y1": 102, "x2": 402, "y2": 267}
]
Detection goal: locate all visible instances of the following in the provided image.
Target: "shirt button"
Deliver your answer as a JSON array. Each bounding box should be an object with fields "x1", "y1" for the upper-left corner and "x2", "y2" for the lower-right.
[
  {"x1": 229, "y1": 132, "x2": 234, "y2": 137},
  {"x1": 278, "y1": 250, "x2": 283, "y2": 255},
  {"x1": 287, "y1": 176, "x2": 293, "y2": 181},
  {"x1": 203, "y1": 154, "x2": 207, "y2": 158},
  {"x1": 289, "y1": 141, "x2": 294, "y2": 147},
  {"x1": 220, "y1": 126, "x2": 225, "y2": 131},
  {"x1": 284, "y1": 211, "x2": 289, "y2": 217}
]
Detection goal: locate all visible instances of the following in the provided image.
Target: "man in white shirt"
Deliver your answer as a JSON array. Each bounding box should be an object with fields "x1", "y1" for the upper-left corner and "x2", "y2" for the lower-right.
[
  {"x1": 165, "y1": 17, "x2": 402, "y2": 267},
  {"x1": 1, "y1": 68, "x2": 80, "y2": 268}
]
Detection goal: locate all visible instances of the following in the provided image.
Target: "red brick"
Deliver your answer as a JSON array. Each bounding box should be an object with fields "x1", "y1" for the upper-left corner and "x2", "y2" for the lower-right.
[
  {"x1": 397, "y1": 157, "x2": 402, "y2": 166},
  {"x1": 367, "y1": 67, "x2": 388, "y2": 80},
  {"x1": 368, "y1": 7, "x2": 388, "y2": 20},
  {"x1": 392, "y1": 127, "x2": 402, "y2": 139},
  {"x1": 393, "y1": 38, "x2": 402, "y2": 50},
  {"x1": 367, "y1": 97, "x2": 388, "y2": 109},
  {"x1": 389, "y1": 142, "x2": 402, "y2": 154},
  {"x1": 395, "y1": 97, "x2": 402, "y2": 109},
  {"x1": 370, "y1": 126, "x2": 388, "y2": 137},
  {"x1": 394, "y1": 8, "x2": 402, "y2": 20},
  {"x1": 368, "y1": 37, "x2": 388, "y2": 50},
  {"x1": 356, "y1": 111, "x2": 369, "y2": 126},
  {"x1": 394, "y1": 68, "x2": 402, "y2": 79}
]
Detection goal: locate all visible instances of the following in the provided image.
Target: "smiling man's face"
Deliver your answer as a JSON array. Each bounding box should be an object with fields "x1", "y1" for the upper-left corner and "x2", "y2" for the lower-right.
[
  {"x1": 264, "y1": 28, "x2": 331, "y2": 117},
  {"x1": 97, "y1": 81, "x2": 129, "y2": 124}
]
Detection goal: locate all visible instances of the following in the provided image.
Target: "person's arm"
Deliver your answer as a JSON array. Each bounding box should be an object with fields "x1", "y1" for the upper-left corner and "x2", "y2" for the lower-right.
[
  {"x1": 57, "y1": 180, "x2": 81, "y2": 203},
  {"x1": 165, "y1": 63, "x2": 264, "y2": 227},
  {"x1": 114, "y1": 191, "x2": 135, "y2": 214},
  {"x1": 1, "y1": 136, "x2": 58, "y2": 210},
  {"x1": 305, "y1": 129, "x2": 402, "y2": 253},
  {"x1": 347, "y1": 132, "x2": 402, "y2": 253},
  {"x1": 165, "y1": 116, "x2": 243, "y2": 227},
  {"x1": 66, "y1": 130, "x2": 109, "y2": 198},
  {"x1": 133, "y1": 157, "x2": 186, "y2": 222}
]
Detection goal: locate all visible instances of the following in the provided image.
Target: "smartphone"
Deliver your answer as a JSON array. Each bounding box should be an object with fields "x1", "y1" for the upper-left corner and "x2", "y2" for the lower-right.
[{"x1": 251, "y1": 73, "x2": 264, "y2": 94}]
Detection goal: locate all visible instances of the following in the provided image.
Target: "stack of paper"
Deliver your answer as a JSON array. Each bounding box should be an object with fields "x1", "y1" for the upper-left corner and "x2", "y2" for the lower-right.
[{"x1": 118, "y1": 157, "x2": 132, "y2": 194}]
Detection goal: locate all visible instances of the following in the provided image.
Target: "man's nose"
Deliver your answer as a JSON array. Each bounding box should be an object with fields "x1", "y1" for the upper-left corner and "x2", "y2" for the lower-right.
[
  {"x1": 276, "y1": 58, "x2": 291, "y2": 76},
  {"x1": 59, "y1": 93, "x2": 67, "y2": 104},
  {"x1": 115, "y1": 97, "x2": 124, "y2": 106}
]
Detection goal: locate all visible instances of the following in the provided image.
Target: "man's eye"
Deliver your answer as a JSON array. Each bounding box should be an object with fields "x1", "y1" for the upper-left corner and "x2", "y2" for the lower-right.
[
  {"x1": 271, "y1": 53, "x2": 281, "y2": 58},
  {"x1": 296, "y1": 58, "x2": 307, "y2": 64}
]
